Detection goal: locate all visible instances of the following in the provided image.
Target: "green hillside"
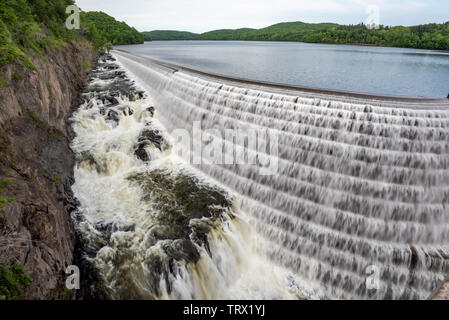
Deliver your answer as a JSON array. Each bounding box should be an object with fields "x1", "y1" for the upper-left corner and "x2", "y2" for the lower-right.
[
  {"x1": 0, "y1": 0, "x2": 79, "y2": 70},
  {"x1": 302, "y1": 23, "x2": 449, "y2": 50},
  {"x1": 144, "y1": 21, "x2": 339, "y2": 41},
  {"x1": 196, "y1": 28, "x2": 258, "y2": 40},
  {"x1": 82, "y1": 11, "x2": 144, "y2": 45},
  {"x1": 141, "y1": 20, "x2": 449, "y2": 50},
  {"x1": 197, "y1": 22, "x2": 339, "y2": 41},
  {"x1": 0, "y1": 1, "x2": 145, "y2": 74},
  {"x1": 142, "y1": 30, "x2": 198, "y2": 41}
]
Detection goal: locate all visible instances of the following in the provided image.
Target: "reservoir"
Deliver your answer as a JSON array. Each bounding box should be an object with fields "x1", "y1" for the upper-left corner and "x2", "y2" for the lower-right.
[{"x1": 117, "y1": 40, "x2": 449, "y2": 98}]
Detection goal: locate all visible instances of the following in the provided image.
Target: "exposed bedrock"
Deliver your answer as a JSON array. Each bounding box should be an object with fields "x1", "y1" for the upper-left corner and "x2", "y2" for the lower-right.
[{"x1": 0, "y1": 41, "x2": 98, "y2": 299}]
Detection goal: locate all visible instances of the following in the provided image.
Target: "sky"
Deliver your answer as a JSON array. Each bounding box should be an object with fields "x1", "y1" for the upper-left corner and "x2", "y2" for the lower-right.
[{"x1": 75, "y1": 0, "x2": 449, "y2": 33}]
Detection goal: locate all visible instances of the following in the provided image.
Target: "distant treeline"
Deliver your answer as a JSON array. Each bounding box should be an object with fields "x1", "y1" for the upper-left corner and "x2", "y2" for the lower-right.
[
  {"x1": 143, "y1": 22, "x2": 338, "y2": 42},
  {"x1": 302, "y1": 23, "x2": 449, "y2": 50},
  {"x1": 142, "y1": 30, "x2": 197, "y2": 41},
  {"x1": 0, "y1": 1, "x2": 144, "y2": 72},
  {"x1": 142, "y1": 21, "x2": 449, "y2": 51},
  {"x1": 196, "y1": 22, "x2": 339, "y2": 41}
]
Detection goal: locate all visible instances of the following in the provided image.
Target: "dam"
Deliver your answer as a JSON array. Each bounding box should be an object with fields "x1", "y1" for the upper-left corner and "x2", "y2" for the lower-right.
[{"x1": 70, "y1": 50, "x2": 449, "y2": 300}]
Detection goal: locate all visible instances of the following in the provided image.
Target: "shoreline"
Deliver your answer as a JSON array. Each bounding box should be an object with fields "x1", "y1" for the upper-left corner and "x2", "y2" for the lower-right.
[
  {"x1": 141, "y1": 40, "x2": 449, "y2": 53},
  {"x1": 114, "y1": 49, "x2": 449, "y2": 104}
]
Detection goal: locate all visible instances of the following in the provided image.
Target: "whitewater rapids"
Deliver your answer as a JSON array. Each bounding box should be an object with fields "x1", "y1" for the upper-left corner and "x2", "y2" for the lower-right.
[
  {"x1": 70, "y1": 54, "x2": 312, "y2": 299},
  {"x1": 70, "y1": 50, "x2": 449, "y2": 300}
]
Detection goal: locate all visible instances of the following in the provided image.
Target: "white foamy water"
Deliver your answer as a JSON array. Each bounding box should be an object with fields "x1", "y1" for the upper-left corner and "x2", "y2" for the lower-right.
[
  {"x1": 105, "y1": 50, "x2": 449, "y2": 300},
  {"x1": 70, "y1": 55, "x2": 312, "y2": 300}
]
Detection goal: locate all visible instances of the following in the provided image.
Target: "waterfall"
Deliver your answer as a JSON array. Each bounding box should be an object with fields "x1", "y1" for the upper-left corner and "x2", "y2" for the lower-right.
[
  {"x1": 70, "y1": 54, "x2": 312, "y2": 300},
  {"x1": 72, "y1": 50, "x2": 449, "y2": 300}
]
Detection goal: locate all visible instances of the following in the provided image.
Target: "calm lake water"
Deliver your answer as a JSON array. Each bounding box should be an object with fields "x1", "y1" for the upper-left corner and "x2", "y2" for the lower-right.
[{"x1": 117, "y1": 41, "x2": 449, "y2": 98}]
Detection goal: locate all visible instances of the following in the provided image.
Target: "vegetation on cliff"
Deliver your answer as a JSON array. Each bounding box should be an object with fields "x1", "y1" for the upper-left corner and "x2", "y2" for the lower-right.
[
  {"x1": 0, "y1": 262, "x2": 32, "y2": 300},
  {"x1": 143, "y1": 20, "x2": 449, "y2": 50},
  {"x1": 0, "y1": 0, "x2": 101, "y2": 72},
  {"x1": 82, "y1": 11, "x2": 144, "y2": 45},
  {"x1": 0, "y1": 0, "x2": 71, "y2": 70},
  {"x1": 0, "y1": 1, "x2": 142, "y2": 76}
]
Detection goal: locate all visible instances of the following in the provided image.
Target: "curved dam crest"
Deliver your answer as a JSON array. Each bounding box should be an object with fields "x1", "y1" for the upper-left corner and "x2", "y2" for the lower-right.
[
  {"x1": 71, "y1": 54, "x2": 308, "y2": 299},
  {"x1": 73, "y1": 50, "x2": 449, "y2": 300}
]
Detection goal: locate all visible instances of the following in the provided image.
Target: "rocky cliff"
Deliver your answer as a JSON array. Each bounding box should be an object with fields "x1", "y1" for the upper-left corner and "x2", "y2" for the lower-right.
[{"x1": 0, "y1": 41, "x2": 97, "y2": 299}]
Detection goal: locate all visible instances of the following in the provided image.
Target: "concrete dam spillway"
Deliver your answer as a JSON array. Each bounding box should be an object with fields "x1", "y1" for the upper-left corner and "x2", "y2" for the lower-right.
[{"x1": 72, "y1": 50, "x2": 449, "y2": 300}]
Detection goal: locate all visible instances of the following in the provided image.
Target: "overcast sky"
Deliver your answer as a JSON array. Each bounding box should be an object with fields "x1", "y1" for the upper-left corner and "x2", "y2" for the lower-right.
[{"x1": 75, "y1": 0, "x2": 449, "y2": 33}]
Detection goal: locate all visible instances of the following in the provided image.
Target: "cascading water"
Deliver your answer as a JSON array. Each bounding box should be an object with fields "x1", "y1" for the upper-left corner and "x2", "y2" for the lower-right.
[
  {"x1": 70, "y1": 54, "x2": 313, "y2": 300},
  {"x1": 71, "y1": 50, "x2": 449, "y2": 300}
]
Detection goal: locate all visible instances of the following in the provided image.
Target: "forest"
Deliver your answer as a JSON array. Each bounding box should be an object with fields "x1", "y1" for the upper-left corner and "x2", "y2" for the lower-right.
[
  {"x1": 143, "y1": 21, "x2": 449, "y2": 50},
  {"x1": 0, "y1": 0, "x2": 79, "y2": 70},
  {"x1": 195, "y1": 22, "x2": 338, "y2": 41},
  {"x1": 142, "y1": 30, "x2": 197, "y2": 41},
  {"x1": 82, "y1": 11, "x2": 144, "y2": 46},
  {"x1": 0, "y1": 0, "x2": 142, "y2": 73},
  {"x1": 302, "y1": 23, "x2": 449, "y2": 50}
]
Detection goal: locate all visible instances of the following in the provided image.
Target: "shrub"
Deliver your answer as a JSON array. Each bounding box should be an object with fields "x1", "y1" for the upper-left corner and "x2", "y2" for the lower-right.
[{"x1": 0, "y1": 262, "x2": 32, "y2": 300}]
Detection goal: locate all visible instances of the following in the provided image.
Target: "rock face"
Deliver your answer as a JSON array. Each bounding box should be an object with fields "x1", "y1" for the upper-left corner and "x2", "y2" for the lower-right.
[{"x1": 0, "y1": 41, "x2": 97, "y2": 299}]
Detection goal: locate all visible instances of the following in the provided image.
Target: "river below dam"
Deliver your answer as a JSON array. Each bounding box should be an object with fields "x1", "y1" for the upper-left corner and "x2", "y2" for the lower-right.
[
  {"x1": 117, "y1": 41, "x2": 449, "y2": 98},
  {"x1": 70, "y1": 51, "x2": 449, "y2": 300}
]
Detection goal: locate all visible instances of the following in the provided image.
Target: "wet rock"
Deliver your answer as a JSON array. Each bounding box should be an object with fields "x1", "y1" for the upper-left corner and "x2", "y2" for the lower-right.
[
  {"x1": 126, "y1": 169, "x2": 234, "y2": 297},
  {"x1": 146, "y1": 106, "x2": 155, "y2": 117},
  {"x1": 164, "y1": 239, "x2": 201, "y2": 262},
  {"x1": 106, "y1": 109, "x2": 120, "y2": 123},
  {"x1": 136, "y1": 91, "x2": 145, "y2": 99},
  {"x1": 102, "y1": 95, "x2": 119, "y2": 106},
  {"x1": 133, "y1": 128, "x2": 170, "y2": 161},
  {"x1": 129, "y1": 169, "x2": 232, "y2": 251},
  {"x1": 97, "y1": 70, "x2": 126, "y2": 81},
  {"x1": 137, "y1": 129, "x2": 166, "y2": 151},
  {"x1": 104, "y1": 64, "x2": 120, "y2": 71},
  {"x1": 134, "y1": 144, "x2": 149, "y2": 162},
  {"x1": 122, "y1": 106, "x2": 134, "y2": 116},
  {"x1": 94, "y1": 222, "x2": 135, "y2": 242}
]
